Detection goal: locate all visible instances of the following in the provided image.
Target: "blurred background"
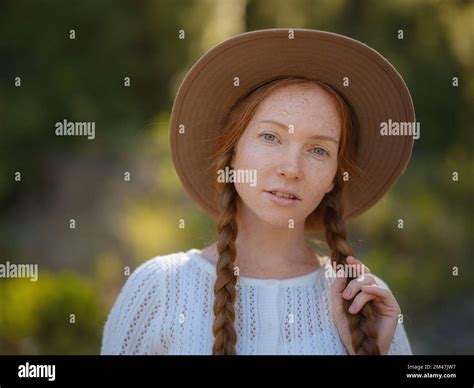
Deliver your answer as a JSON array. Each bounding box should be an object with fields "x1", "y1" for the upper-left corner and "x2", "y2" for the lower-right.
[{"x1": 0, "y1": 0, "x2": 472, "y2": 355}]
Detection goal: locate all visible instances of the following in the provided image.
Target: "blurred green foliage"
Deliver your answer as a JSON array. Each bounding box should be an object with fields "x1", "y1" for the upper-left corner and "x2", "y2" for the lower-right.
[
  {"x1": 0, "y1": 273, "x2": 104, "y2": 354},
  {"x1": 0, "y1": 0, "x2": 472, "y2": 354}
]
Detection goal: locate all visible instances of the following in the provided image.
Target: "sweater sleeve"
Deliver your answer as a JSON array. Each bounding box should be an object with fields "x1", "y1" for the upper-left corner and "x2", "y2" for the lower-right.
[
  {"x1": 100, "y1": 257, "x2": 167, "y2": 355},
  {"x1": 373, "y1": 274, "x2": 413, "y2": 355},
  {"x1": 387, "y1": 318, "x2": 413, "y2": 355}
]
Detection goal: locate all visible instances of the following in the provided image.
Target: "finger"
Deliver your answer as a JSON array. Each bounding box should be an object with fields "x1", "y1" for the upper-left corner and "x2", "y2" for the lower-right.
[
  {"x1": 331, "y1": 268, "x2": 348, "y2": 294},
  {"x1": 342, "y1": 274, "x2": 377, "y2": 300},
  {"x1": 346, "y1": 256, "x2": 371, "y2": 275},
  {"x1": 348, "y1": 291, "x2": 376, "y2": 314},
  {"x1": 347, "y1": 256, "x2": 371, "y2": 275},
  {"x1": 361, "y1": 285, "x2": 400, "y2": 310}
]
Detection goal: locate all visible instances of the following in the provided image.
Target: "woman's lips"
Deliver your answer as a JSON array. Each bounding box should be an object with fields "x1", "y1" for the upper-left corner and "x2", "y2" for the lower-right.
[{"x1": 264, "y1": 191, "x2": 301, "y2": 206}]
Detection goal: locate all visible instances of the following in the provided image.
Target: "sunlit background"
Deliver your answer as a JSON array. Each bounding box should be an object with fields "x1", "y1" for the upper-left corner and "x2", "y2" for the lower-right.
[{"x1": 0, "y1": 0, "x2": 473, "y2": 354}]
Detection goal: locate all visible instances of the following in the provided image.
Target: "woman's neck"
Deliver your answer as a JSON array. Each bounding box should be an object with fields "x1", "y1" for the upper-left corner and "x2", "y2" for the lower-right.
[{"x1": 200, "y1": 240, "x2": 321, "y2": 280}]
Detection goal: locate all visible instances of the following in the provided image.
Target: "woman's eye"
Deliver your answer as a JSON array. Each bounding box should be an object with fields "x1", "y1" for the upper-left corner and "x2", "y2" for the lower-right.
[
  {"x1": 312, "y1": 147, "x2": 329, "y2": 157},
  {"x1": 261, "y1": 133, "x2": 278, "y2": 142}
]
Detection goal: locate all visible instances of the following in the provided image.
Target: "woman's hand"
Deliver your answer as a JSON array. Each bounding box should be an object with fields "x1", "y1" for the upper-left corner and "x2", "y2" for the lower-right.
[{"x1": 330, "y1": 256, "x2": 401, "y2": 355}]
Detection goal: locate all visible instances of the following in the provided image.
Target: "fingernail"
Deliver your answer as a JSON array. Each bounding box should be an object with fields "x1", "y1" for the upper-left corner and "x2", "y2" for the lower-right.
[
  {"x1": 349, "y1": 304, "x2": 357, "y2": 313},
  {"x1": 344, "y1": 289, "x2": 351, "y2": 297}
]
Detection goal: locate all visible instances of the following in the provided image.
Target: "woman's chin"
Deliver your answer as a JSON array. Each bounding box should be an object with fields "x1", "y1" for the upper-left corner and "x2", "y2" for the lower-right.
[{"x1": 254, "y1": 213, "x2": 305, "y2": 230}]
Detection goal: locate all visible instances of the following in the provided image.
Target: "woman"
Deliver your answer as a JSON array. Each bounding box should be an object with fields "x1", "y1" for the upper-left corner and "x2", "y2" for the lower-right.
[{"x1": 101, "y1": 29, "x2": 415, "y2": 355}]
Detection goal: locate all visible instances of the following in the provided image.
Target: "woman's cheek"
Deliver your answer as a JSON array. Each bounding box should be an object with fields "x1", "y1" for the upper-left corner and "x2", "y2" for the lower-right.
[
  {"x1": 241, "y1": 144, "x2": 275, "y2": 170},
  {"x1": 315, "y1": 169, "x2": 337, "y2": 195},
  {"x1": 236, "y1": 138, "x2": 257, "y2": 162}
]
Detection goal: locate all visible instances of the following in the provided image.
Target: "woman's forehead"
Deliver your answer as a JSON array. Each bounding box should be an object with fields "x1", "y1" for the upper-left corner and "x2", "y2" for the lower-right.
[
  {"x1": 250, "y1": 85, "x2": 342, "y2": 139},
  {"x1": 257, "y1": 84, "x2": 339, "y2": 118}
]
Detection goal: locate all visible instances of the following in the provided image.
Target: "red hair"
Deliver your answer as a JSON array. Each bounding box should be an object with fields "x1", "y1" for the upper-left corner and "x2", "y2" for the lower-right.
[{"x1": 209, "y1": 75, "x2": 379, "y2": 355}]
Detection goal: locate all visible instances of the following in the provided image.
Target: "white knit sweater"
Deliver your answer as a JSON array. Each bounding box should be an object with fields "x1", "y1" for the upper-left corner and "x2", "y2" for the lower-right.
[{"x1": 100, "y1": 249, "x2": 413, "y2": 355}]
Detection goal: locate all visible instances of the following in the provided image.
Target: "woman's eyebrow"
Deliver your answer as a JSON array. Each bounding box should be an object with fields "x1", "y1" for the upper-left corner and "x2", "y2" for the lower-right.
[{"x1": 258, "y1": 119, "x2": 339, "y2": 144}]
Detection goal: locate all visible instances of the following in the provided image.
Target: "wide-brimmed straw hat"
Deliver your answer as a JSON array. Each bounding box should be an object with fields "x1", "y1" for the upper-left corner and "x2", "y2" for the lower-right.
[{"x1": 169, "y1": 28, "x2": 416, "y2": 231}]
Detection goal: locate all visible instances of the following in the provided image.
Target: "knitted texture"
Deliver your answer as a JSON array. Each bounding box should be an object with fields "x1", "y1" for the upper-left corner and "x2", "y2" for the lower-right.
[{"x1": 101, "y1": 249, "x2": 412, "y2": 355}]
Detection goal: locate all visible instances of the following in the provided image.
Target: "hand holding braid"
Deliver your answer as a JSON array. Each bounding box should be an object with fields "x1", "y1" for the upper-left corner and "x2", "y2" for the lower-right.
[{"x1": 322, "y1": 180, "x2": 381, "y2": 355}]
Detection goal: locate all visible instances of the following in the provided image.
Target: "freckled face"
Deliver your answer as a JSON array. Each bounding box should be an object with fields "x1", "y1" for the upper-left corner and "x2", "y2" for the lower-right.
[{"x1": 231, "y1": 83, "x2": 341, "y2": 228}]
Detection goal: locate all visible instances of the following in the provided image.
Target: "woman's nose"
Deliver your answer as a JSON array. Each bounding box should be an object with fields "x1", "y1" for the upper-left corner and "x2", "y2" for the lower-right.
[{"x1": 277, "y1": 153, "x2": 302, "y2": 180}]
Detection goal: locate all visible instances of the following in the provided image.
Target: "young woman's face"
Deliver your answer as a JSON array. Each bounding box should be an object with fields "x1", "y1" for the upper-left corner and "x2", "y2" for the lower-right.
[{"x1": 231, "y1": 83, "x2": 341, "y2": 228}]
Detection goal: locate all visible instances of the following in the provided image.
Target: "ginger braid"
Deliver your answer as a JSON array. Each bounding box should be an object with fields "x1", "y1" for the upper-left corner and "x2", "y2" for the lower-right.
[
  {"x1": 211, "y1": 151, "x2": 239, "y2": 355},
  {"x1": 207, "y1": 75, "x2": 379, "y2": 355},
  {"x1": 321, "y1": 173, "x2": 381, "y2": 355}
]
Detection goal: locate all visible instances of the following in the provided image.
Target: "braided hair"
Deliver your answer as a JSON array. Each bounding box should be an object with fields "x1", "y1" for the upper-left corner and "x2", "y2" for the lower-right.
[{"x1": 209, "y1": 76, "x2": 380, "y2": 355}]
